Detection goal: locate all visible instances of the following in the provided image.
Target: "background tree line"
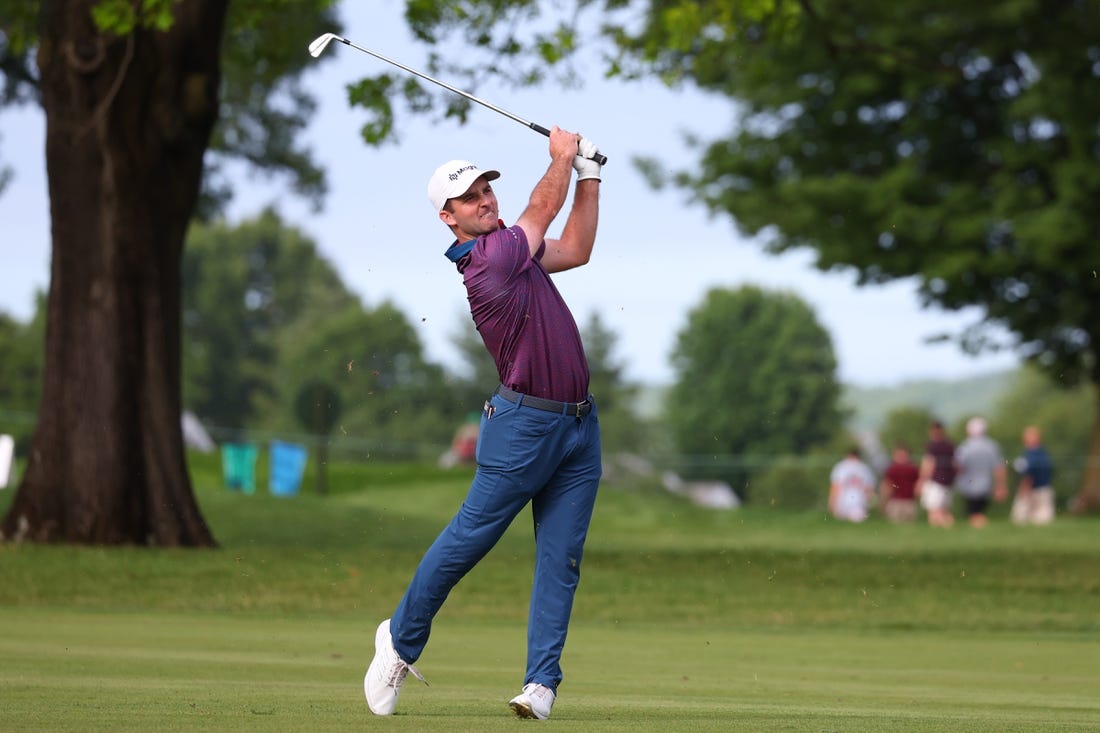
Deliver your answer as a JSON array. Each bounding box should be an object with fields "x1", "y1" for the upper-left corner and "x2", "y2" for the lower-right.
[
  {"x1": 0, "y1": 196, "x2": 853, "y2": 497},
  {"x1": 4, "y1": 218, "x2": 1093, "y2": 515}
]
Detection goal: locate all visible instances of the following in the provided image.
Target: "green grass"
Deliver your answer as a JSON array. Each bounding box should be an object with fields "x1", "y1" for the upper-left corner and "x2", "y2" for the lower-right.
[{"x1": 1, "y1": 453, "x2": 1099, "y2": 731}]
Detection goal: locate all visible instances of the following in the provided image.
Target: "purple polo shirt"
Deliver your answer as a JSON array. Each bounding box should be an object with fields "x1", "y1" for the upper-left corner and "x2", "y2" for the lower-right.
[
  {"x1": 925, "y1": 438, "x2": 956, "y2": 486},
  {"x1": 445, "y1": 223, "x2": 589, "y2": 402}
]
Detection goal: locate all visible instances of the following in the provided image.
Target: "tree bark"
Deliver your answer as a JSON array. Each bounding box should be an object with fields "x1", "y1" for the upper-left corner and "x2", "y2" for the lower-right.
[{"x1": 0, "y1": 1, "x2": 228, "y2": 545}]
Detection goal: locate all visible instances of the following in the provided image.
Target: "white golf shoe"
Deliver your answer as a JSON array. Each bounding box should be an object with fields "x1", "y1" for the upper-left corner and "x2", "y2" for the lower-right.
[
  {"x1": 363, "y1": 619, "x2": 427, "y2": 715},
  {"x1": 508, "y1": 683, "x2": 555, "y2": 720}
]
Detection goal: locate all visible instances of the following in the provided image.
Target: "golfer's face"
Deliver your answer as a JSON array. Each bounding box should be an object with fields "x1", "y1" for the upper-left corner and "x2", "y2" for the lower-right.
[{"x1": 447, "y1": 176, "x2": 499, "y2": 237}]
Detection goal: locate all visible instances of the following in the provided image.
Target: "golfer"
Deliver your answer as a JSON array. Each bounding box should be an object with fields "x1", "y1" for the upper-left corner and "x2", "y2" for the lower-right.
[{"x1": 365, "y1": 126, "x2": 603, "y2": 721}]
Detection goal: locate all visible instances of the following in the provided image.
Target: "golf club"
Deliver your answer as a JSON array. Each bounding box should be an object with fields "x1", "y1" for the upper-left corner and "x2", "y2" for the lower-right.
[{"x1": 308, "y1": 33, "x2": 608, "y2": 165}]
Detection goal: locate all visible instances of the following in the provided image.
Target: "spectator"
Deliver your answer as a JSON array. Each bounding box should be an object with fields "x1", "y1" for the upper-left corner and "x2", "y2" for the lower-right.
[
  {"x1": 954, "y1": 417, "x2": 1008, "y2": 528},
  {"x1": 1011, "y1": 425, "x2": 1056, "y2": 525},
  {"x1": 917, "y1": 420, "x2": 956, "y2": 527},
  {"x1": 829, "y1": 446, "x2": 876, "y2": 522},
  {"x1": 880, "y1": 442, "x2": 919, "y2": 523}
]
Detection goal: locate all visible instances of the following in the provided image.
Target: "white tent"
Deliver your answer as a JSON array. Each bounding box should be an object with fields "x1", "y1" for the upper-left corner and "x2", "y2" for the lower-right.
[
  {"x1": 0, "y1": 434, "x2": 13, "y2": 489},
  {"x1": 182, "y1": 411, "x2": 216, "y2": 453}
]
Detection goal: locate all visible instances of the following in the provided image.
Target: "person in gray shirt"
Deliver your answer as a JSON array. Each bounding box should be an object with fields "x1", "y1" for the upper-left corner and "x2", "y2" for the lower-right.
[{"x1": 954, "y1": 417, "x2": 1008, "y2": 528}]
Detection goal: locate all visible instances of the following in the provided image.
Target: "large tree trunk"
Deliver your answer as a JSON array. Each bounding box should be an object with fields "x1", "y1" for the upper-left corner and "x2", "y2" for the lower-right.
[
  {"x1": 0, "y1": 1, "x2": 228, "y2": 545},
  {"x1": 1072, "y1": 388, "x2": 1100, "y2": 514}
]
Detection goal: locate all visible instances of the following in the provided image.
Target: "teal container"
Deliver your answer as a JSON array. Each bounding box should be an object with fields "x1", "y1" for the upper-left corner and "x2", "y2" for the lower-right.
[{"x1": 221, "y1": 443, "x2": 258, "y2": 494}]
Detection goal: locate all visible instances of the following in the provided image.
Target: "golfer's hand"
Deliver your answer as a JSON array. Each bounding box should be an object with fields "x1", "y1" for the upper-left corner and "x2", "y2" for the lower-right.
[
  {"x1": 549, "y1": 126, "x2": 579, "y2": 163},
  {"x1": 573, "y1": 136, "x2": 602, "y2": 182}
]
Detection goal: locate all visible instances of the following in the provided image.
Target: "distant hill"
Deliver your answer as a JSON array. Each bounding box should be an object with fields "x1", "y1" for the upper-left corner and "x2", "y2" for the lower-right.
[
  {"x1": 842, "y1": 369, "x2": 1018, "y2": 432},
  {"x1": 635, "y1": 369, "x2": 1019, "y2": 428}
]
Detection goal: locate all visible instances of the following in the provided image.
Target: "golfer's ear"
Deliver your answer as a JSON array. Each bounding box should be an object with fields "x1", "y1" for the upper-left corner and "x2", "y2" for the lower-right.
[{"x1": 439, "y1": 210, "x2": 456, "y2": 226}]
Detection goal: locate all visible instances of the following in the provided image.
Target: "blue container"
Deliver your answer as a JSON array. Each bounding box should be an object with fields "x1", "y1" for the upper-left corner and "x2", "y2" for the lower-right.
[{"x1": 269, "y1": 440, "x2": 308, "y2": 496}]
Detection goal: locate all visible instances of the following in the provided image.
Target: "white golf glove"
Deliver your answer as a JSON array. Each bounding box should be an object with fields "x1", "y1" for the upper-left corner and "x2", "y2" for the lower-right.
[{"x1": 573, "y1": 137, "x2": 602, "y2": 182}]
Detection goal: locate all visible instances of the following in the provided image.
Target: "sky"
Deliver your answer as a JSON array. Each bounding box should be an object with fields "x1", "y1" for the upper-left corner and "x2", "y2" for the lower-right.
[{"x1": 0, "y1": 3, "x2": 1021, "y2": 388}]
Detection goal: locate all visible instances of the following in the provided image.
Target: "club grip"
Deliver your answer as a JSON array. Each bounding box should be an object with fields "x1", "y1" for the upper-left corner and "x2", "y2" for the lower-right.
[{"x1": 530, "y1": 123, "x2": 608, "y2": 166}]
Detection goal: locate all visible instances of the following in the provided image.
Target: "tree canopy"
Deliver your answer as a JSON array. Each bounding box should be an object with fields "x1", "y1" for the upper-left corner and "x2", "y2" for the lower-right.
[
  {"x1": 644, "y1": 2, "x2": 1100, "y2": 381},
  {"x1": 182, "y1": 209, "x2": 359, "y2": 429},
  {"x1": 668, "y1": 285, "x2": 842, "y2": 489}
]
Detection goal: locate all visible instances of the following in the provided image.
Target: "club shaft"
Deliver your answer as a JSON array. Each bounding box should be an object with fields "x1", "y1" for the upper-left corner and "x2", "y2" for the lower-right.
[
  {"x1": 330, "y1": 36, "x2": 607, "y2": 165},
  {"x1": 337, "y1": 38, "x2": 533, "y2": 128}
]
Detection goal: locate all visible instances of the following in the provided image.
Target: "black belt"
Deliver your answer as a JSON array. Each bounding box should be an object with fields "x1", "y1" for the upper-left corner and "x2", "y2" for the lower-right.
[{"x1": 495, "y1": 385, "x2": 592, "y2": 417}]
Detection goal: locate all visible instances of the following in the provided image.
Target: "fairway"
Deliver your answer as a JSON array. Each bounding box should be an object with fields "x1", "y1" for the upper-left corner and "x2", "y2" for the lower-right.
[
  {"x1": 2, "y1": 457, "x2": 1099, "y2": 731},
  {"x1": 2, "y1": 611, "x2": 1096, "y2": 732}
]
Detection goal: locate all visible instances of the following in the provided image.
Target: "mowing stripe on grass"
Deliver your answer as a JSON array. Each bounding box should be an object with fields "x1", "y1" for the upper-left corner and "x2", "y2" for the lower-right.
[{"x1": 2, "y1": 609, "x2": 1098, "y2": 732}]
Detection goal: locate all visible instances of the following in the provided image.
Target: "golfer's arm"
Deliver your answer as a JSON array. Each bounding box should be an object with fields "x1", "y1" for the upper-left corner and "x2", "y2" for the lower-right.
[
  {"x1": 515, "y1": 157, "x2": 573, "y2": 258},
  {"x1": 542, "y1": 180, "x2": 600, "y2": 274}
]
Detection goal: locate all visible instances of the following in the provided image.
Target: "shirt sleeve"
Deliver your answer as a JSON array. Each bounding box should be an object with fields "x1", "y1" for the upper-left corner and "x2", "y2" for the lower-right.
[{"x1": 479, "y1": 225, "x2": 534, "y2": 277}]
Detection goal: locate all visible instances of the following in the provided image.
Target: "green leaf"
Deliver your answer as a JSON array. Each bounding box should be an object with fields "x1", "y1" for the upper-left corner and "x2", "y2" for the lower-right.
[{"x1": 90, "y1": 0, "x2": 177, "y2": 34}]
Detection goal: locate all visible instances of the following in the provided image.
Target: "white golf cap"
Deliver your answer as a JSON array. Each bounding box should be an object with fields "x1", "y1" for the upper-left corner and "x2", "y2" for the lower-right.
[{"x1": 427, "y1": 159, "x2": 500, "y2": 212}]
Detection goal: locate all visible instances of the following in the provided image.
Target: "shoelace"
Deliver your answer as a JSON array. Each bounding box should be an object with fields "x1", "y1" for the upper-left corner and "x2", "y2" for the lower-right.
[
  {"x1": 386, "y1": 657, "x2": 429, "y2": 689},
  {"x1": 528, "y1": 685, "x2": 552, "y2": 702}
]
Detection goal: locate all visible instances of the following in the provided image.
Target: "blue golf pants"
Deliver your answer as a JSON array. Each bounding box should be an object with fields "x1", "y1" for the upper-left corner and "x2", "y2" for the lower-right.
[{"x1": 390, "y1": 391, "x2": 602, "y2": 693}]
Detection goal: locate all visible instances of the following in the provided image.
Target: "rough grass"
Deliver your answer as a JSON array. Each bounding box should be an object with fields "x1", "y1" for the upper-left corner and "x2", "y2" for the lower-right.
[{"x1": 1, "y1": 453, "x2": 1098, "y2": 731}]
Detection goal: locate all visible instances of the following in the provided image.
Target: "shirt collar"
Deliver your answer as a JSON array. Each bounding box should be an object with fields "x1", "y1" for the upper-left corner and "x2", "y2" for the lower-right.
[
  {"x1": 443, "y1": 220, "x2": 506, "y2": 263},
  {"x1": 444, "y1": 238, "x2": 476, "y2": 263}
]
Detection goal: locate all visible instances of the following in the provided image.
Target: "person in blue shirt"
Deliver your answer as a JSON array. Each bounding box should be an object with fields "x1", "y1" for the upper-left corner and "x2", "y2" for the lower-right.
[{"x1": 1010, "y1": 425, "x2": 1055, "y2": 525}]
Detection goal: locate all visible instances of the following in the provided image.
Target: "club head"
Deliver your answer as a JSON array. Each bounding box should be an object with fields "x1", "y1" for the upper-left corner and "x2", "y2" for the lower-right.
[{"x1": 308, "y1": 33, "x2": 342, "y2": 58}]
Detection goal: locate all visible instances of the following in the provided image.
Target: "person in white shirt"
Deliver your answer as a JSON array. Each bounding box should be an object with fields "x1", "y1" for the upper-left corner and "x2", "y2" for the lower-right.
[{"x1": 829, "y1": 447, "x2": 876, "y2": 522}]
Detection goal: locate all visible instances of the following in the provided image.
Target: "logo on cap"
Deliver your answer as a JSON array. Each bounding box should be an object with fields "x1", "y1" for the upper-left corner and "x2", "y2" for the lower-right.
[{"x1": 449, "y1": 165, "x2": 476, "y2": 181}]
